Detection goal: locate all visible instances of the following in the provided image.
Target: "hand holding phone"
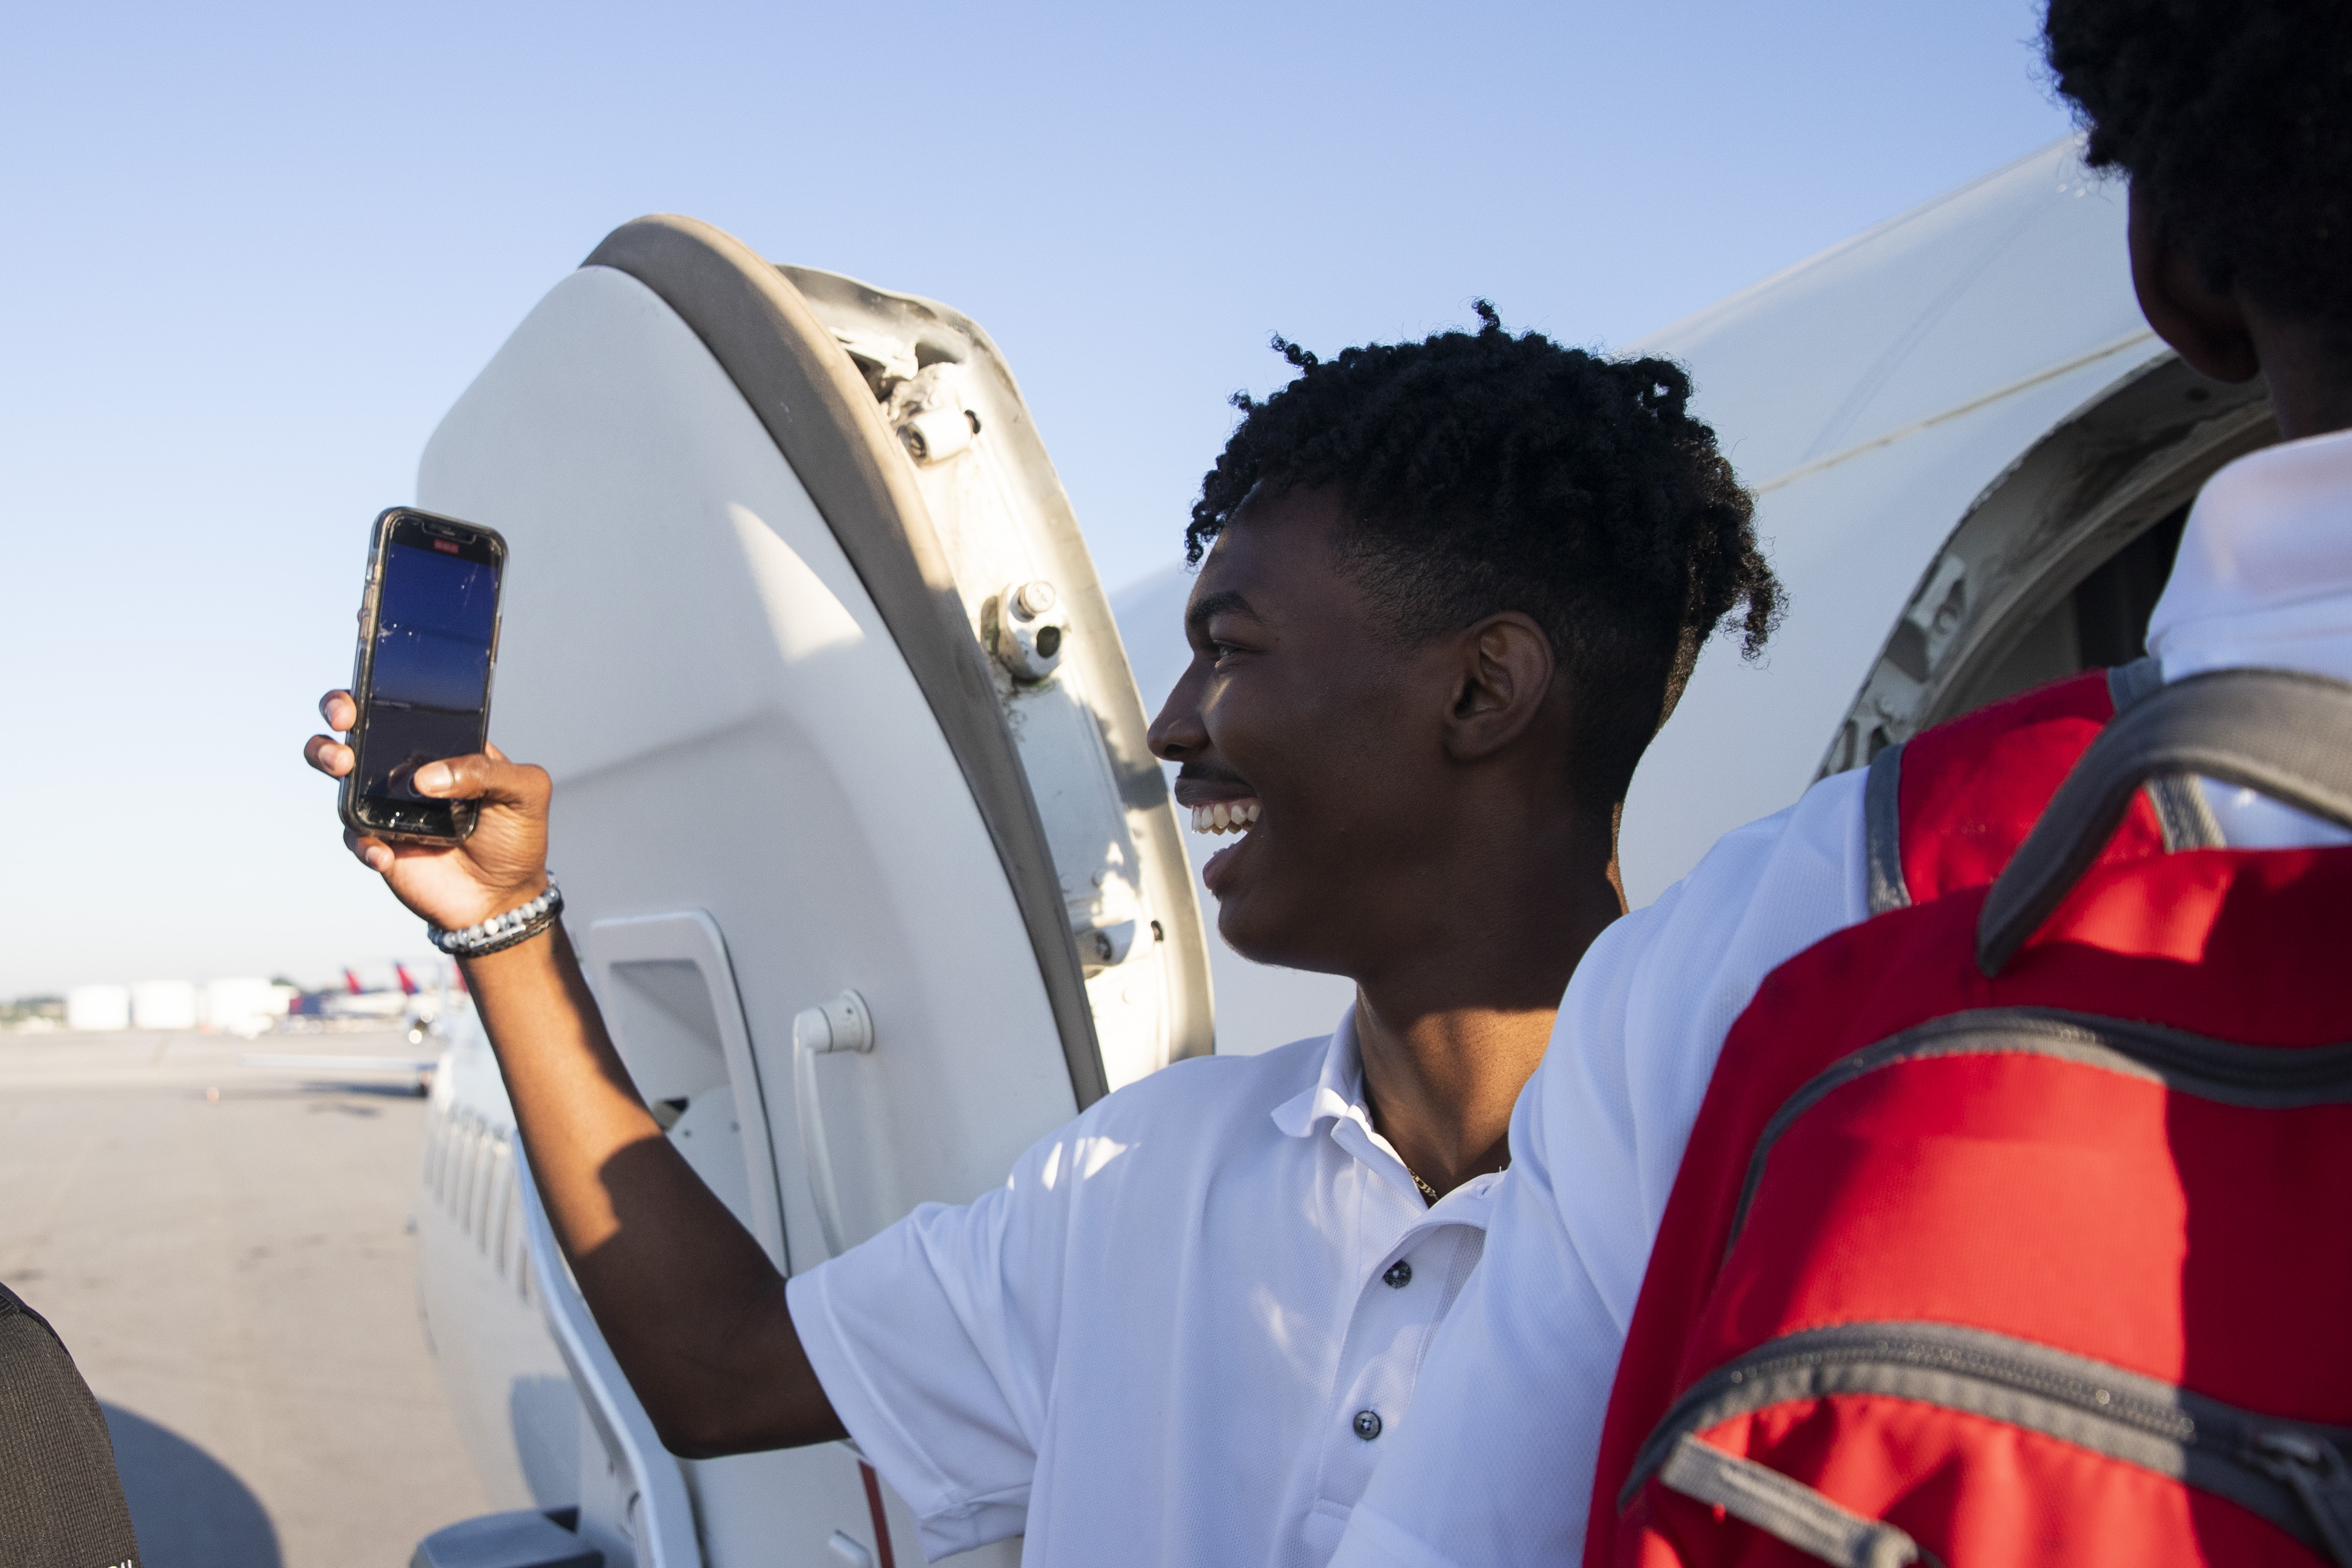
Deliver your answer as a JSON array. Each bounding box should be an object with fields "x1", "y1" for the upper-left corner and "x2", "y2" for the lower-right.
[{"x1": 305, "y1": 509, "x2": 550, "y2": 935}]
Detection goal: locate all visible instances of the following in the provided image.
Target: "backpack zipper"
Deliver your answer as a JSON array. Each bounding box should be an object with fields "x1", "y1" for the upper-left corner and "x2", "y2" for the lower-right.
[
  {"x1": 1625, "y1": 1320, "x2": 2352, "y2": 1565},
  {"x1": 1724, "y1": 1008, "x2": 2352, "y2": 1261}
]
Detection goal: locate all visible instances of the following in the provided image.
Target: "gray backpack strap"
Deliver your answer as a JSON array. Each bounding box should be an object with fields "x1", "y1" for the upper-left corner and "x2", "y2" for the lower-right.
[
  {"x1": 1979, "y1": 669, "x2": 2352, "y2": 975},
  {"x1": 1657, "y1": 1434, "x2": 1930, "y2": 1567},
  {"x1": 2109, "y1": 656, "x2": 2227, "y2": 850},
  {"x1": 1863, "y1": 741, "x2": 1912, "y2": 916}
]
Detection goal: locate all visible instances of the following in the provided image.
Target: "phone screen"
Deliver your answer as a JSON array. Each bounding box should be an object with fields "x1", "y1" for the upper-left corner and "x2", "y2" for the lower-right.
[{"x1": 358, "y1": 525, "x2": 502, "y2": 803}]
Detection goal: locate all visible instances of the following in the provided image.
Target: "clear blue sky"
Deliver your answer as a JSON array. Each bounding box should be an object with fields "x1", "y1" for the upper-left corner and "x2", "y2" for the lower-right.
[{"x1": 0, "y1": 1, "x2": 2073, "y2": 997}]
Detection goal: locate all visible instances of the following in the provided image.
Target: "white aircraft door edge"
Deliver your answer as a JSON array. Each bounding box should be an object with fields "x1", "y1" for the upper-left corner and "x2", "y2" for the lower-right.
[
  {"x1": 513, "y1": 1138, "x2": 698, "y2": 1568},
  {"x1": 581, "y1": 215, "x2": 1214, "y2": 1104}
]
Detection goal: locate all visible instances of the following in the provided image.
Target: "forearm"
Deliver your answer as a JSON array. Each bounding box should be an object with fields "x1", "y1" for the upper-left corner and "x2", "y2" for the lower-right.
[
  {"x1": 464, "y1": 923, "x2": 845, "y2": 1453},
  {"x1": 301, "y1": 702, "x2": 843, "y2": 1453}
]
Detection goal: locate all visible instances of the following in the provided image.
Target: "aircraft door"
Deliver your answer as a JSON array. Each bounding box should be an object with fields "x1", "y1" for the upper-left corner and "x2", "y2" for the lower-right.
[
  {"x1": 416, "y1": 215, "x2": 1213, "y2": 1565},
  {"x1": 1823, "y1": 353, "x2": 2277, "y2": 770}
]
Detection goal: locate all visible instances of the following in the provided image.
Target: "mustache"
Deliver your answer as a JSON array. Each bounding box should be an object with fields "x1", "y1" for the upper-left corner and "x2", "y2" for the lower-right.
[{"x1": 1175, "y1": 762, "x2": 1252, "y2": 788}]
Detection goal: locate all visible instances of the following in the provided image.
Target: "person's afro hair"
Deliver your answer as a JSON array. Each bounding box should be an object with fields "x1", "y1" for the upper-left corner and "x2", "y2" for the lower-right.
[
  {"x1": 1187, "y1": 303, "x2": 1779, "y2": 819},
  {"x1": 2045, "y1": 0, "x2": 2352, "y2": 337}
]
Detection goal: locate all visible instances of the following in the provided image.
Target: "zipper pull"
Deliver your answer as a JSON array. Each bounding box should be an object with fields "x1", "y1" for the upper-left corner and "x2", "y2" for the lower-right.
[{"x1": 2255, "y1": 1430, "x2": 2352, "y2": 1566}]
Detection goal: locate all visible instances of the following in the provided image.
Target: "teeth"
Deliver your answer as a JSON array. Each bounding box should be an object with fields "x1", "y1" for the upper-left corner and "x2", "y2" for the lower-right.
[{"x1": 1188, "y1": 799, "x2": 1262, "y2": 835}]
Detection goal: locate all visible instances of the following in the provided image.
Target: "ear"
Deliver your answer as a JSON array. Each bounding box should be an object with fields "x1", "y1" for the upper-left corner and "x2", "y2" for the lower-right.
[
  {"x1": 1441, "y1": 613, "x2": 1558, "y2": 763},
  {"x1": 2128, "y1": 185, "x2": 2261, "y2": 384}
]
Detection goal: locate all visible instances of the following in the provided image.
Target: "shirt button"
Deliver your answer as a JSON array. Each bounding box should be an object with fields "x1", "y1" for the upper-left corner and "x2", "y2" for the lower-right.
[
  {"x1": 1383, "y1": 1260, "x2": 1412, "y2": 1289},
  {"x1": 1352, "y1": 1409, "x2": 1383, "y2": 1441}
]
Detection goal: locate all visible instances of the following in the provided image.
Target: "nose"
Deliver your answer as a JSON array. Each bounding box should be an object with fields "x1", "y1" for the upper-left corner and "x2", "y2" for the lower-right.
[{"x1": 1148, "y1": 657, "x2": 1210, "y2": 763}]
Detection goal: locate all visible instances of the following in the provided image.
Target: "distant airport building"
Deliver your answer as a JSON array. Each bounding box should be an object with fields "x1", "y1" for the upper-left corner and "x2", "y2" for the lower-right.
[
  {"x1": 65, "y1": 985, "x2": 131, "y2": 1032},
  {"x1": 203, "y1": 978, "x2": 293, "y2": 1037},
  {"x1": 129, "y1": 981, "x2": 199, "y2": 1031},
  {"x1": 56, "y1": 978, "x2": 295, "y2": 1034}
]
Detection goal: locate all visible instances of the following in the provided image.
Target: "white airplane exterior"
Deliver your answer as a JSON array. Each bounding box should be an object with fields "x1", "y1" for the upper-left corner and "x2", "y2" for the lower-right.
[{"x1": 404, "y1": 135, "x2": 2275, "y2": 1567}]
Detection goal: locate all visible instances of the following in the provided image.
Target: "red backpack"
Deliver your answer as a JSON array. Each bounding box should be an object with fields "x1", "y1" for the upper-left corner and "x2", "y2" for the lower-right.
[{"x1": 1587, "y1": 663, "x2": 2352, "y2": 1568}]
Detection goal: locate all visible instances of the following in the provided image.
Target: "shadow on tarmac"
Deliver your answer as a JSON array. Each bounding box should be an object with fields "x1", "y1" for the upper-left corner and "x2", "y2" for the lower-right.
[{"x1": 103, "y1": 1403, "x2": 282, "y2": 1568}]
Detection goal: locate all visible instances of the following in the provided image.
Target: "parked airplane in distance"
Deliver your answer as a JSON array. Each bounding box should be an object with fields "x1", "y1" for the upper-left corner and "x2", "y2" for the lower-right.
[
  {"x1": 287, "y1": 962, "x2": 449, "y2": 1042},
  {"x1": 401, "y1": 137, "x2": 2270, "y2": 1568}
]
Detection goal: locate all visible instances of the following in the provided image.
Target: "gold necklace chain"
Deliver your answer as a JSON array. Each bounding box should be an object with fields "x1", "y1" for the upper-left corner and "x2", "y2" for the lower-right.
[{"x1": 1407, "y1": 1161, "x2": 1507, "y2": 1205}]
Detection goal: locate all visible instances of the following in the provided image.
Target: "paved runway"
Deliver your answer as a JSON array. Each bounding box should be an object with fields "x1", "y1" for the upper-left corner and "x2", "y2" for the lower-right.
[{"x1": 0, "y1": 1027, "x2": 493, "y2": 1566}]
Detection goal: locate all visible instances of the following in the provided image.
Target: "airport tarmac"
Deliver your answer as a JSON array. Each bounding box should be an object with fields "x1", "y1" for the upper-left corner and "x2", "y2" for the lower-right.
[{"x1": 0, "y1": 1026, "x2": 492, "y2": 1566}]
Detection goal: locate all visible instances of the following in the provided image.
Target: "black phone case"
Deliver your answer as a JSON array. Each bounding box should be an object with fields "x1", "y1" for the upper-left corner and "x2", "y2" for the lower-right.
[{"x1": 338, "y1": 506, "x2": 507, "y2": 846}]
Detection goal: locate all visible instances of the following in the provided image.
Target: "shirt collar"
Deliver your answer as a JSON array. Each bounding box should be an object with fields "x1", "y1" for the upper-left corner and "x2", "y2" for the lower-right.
[
  {"x1": 1268, "y1": 1005, "x2": 1505, "y2": 1222},
  {"x1": 1270, "y1": 1003, "x2": 1368, "y2": 1140},
  {"x1": 2149, "y1": 425, "x2": 2352, "y2": 685}
]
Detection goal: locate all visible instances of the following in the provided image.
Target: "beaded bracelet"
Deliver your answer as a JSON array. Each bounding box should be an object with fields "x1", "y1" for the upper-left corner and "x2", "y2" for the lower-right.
[{"x1": 427, "y1": 882, "x2": 564, "y2": 958}]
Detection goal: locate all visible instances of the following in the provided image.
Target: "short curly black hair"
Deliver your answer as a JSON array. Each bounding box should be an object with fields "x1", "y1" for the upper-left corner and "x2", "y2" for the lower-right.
[
  {"x1": 1187, "y1": 303, "x2": 1779, "y2": 819},
  {"x1": 2045, "y1": 0, "x2": 2352, "y2": 335}
]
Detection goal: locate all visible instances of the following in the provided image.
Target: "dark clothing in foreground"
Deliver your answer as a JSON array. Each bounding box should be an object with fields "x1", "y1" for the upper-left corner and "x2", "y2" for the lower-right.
[{"x1": 0, "y1": 1281, "x2": 140, "y2": 1568}]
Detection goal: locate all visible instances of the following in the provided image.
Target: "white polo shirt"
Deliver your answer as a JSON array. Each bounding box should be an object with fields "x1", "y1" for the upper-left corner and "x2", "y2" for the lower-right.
[
  {"x1": 1331, "y1": 425, "x2": 2352, "y2": 1568},
  {"x1": 787, "y1": 1006, "x2": 1500, "y2": 1566}
]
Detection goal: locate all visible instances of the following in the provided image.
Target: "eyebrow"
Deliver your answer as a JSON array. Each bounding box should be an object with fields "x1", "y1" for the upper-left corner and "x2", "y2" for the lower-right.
[{"x1": 1185, "y1": 589, "x2": 1257, "y2": 639}]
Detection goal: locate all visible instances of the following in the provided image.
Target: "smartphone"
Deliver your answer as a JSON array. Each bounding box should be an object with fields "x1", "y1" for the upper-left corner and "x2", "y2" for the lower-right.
[{"x1": 339, "y1": 508, "x2": 508, "y2": 844}]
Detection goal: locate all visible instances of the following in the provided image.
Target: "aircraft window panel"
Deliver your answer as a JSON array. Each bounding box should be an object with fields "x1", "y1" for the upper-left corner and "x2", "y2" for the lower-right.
[
  {"x1": 455, "y1": 1120, "x2": 475, "y2": 1224},
  {"x1": 447, "y1": 1120, "x2": 465, "y2": 1219},
  {"x1": 459, "y1": 1120, "x2": 484, "y2": 1232},
  {"x1": 432, "y1": 1113, "x2": 454, "y2": 1205},
  {"x1": 442, "y1": 1115, "x2": 464, "y2": 1206},
  {"x1": 422, "y1": 1107, "x2": 441, "y2": 1199},
  {"x1": 498, "y1": 1170, "x2": 520, "y2": 1280},
  {"x1": 456, "y1": 1119, "x2": 478, "y2": 1213},
  {"x1": 479, "y1": 1136, "x2": 509, "y2": 1254}
]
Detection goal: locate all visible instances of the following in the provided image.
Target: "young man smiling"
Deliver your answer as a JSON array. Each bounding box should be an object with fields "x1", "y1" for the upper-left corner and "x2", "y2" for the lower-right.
[{"x1": 304, "y1": 307, "x2": 1778, "y2": 1566}]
